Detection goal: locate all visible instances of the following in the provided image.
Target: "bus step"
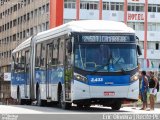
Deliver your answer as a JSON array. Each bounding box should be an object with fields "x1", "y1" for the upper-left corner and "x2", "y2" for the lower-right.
[
  {"x1": 25, "y1": 96, "x2": 28, "y2": 98},
  {"x1": 47, "y1": 98, "x2": 52, "y2": 102},
  {"x1": 65, "y1": 100, "x2": 72, "y2": 103}
]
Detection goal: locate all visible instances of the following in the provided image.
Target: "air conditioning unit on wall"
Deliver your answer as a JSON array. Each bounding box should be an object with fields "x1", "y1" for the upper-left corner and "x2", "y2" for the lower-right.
[{"x1": 112, "y1": 13, "x2": 117, "y2": 17}]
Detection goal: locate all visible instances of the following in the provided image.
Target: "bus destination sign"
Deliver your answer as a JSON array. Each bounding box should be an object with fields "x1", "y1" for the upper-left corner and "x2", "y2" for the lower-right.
[{"x1": 82, "y1": 35, "x2": 131, "y2": 43}]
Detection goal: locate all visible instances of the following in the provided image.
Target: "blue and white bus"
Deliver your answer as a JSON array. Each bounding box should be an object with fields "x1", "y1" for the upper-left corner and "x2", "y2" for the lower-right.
[{"x1": 11, "y1": 20, "x2": 142, "y2": 110}]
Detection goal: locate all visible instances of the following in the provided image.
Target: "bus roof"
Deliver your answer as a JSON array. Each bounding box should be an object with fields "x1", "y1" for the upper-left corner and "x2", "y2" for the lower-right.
[
  {"x1": 35, "y1": 20, "x2": 135, "y2": 43},
  {"x1": 12, "y1": 20, "x2": 135, "y2": 53},
  {"x1": 12, "y1": 37, "x2": 32, "y2": 54}
]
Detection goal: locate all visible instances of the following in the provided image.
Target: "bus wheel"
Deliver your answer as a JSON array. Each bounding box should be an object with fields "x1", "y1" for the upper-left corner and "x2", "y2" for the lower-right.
[
  {"x1": 17, "y1": 90, "x2": 24, "y2": 105},
  {"x1": 59, "y1": 90, "x2": 71, "y2": 109},
  {"x1": 36, "y1": 88, "x2": 44, "y2": 106},
  {"x1": 77, "y1": 104, "x2": 83, "y2": 108},
  {"x1": 17, "y1": 91, "x2": 22, "y2": 105},
  {"x1": 111, "y1": 102, "x2": 121, "y2": 110},
  {"x1": 84, "y1": 105, "x2": 91, "y2": 108}
]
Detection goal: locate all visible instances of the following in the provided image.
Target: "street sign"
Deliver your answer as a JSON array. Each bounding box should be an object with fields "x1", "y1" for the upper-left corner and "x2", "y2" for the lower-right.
[{"x1": 4, "y1": 73, "x2": 11, "y2": 81}]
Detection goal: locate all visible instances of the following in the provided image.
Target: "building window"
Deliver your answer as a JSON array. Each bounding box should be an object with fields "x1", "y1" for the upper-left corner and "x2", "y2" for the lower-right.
[
  {"x1": 13, "y1": 19, "x2": 17, "y2": 27},
  {"x1": 30, "y1": 27, "x2": 33, "y2": 35},
  {"x1": 7, "y1": 37, "x2": 9, "y2": 43},
  {"x1": 28, "y1": 0, "x2": 30, "y2": 4},
  {"x1": 39, "y1": 7, "x2": 41, "y2": 15},
  {"x1": 46, "y1": 21, "x2": 49, "y2": 30},
  {"x1": 23, "y1": 14, "x2": 26, "y2": 22},
  {"x1": 64, "y1": 0, "x2": 76, "y2": 9},
  {"x1": 128, "y1": 3, "x2": 144, "y2": 12},
  {"x1": 0, "y1": 13, "x2": 2, "y2": 19},
  {"x1": 80, "y1": 2, "x2": 87, "y2": 9},
  {"x1": 42, "y1": 23, "x2": 45, "y2": 31},
  {"x1": 7, "y1": 22, "x2": 9, "y2": 29},
  {"x1": 46, "y1": 3, "x2": 49, "y2": 12},
  {"x1": 30, "y1": 11, "x2": 33, "y2": 19},
  {"x1": 34, "y1": 9, "x2": 37, "y2": 17},
  {"x1": 23, "y1": 0, "x2": 26, "y2": 6},
  {"x1": 156, "y1": 43, "x2": 159, "y2": 50},
  {"x1": 17, "y1": 33, "x2": 19, "y2": 39},
  {"x1": 18, "y1": 17, "x2": 20, "y2": 24},
  {"x1": 9, "y1": 50, "x2": 12, "y2": 57},
  {"x1": 20, "y1": 16, "x2": 23, "y2": 23},
  {"x1": 20, "y1": 32, "x2": 22, "y2": 39},
  {"x1": 38, "y1": 25, "x2": 42, "y2": 32},
  {"x1": 27, "y1": 13, "x2": 30, "y2": 21},
  {"x1": 148, "y1": 4, "x2": 157, "y2": 12},
  {"x1": 111, "y1": 2, "x2": 116, "y2": 10},
  {"x1": 10, "y1": 36, "x2": 12, "y2": 42},
  {"x1": 13, "y1": 34, "x2": 16, "y2": 41},
  {"x1": 18, "y1": 3, "x2": 21, "y2": 9},
  {"x1": 103, "y1": 2, "x2": 109, "y2": 10},
  {"x1": 23, "y1": 30, "x2": 26, "y2": 38},
  {"x1": 13, "y1": 4, "x2": 17, "y2": 12},
  {"x1": 5, "y1": 24, "x2": 7, "y2": 30},
  {"x1": 157, "y1": 5, "x2": 160, "y2": 12},
  {"x1": 42, "y1": 5, "x2": 45, "y2": 14},
  {"x1": 34, "y1": 26, "x2": 37, "y2": 34},
  {"x1": 26, "y1": 29, "x2": 29, "y2": 37}
]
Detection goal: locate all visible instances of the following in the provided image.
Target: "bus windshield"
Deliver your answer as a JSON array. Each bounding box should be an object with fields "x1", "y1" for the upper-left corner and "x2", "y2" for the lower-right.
[{"x1": 74, "y1": 44, "x2": 137, "y2": 72}]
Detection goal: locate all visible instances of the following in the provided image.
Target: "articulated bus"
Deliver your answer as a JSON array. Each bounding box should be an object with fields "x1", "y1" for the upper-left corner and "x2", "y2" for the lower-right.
[{"x1": 11, "y1": 20, "x2": 142, "y2": 110}]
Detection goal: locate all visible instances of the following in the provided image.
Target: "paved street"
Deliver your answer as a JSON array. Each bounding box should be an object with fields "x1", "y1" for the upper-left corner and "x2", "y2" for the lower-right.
[{"x1": 0, "y1": 105, "x2": 160, "y2": 114}]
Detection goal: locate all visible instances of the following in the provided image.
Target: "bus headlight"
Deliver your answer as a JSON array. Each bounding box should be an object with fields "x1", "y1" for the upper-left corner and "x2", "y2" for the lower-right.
[
  {"x1": 130, "y1": 73, "x2": 139, "y2": 82},
  {"x1": 74, "y1": 73, "x2": 87, "y2": 82}
]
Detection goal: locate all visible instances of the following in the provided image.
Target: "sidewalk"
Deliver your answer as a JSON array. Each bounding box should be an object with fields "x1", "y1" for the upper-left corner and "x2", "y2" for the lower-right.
[{"x1": 123, "y1": 102, "x2": 160, "y2": 108}]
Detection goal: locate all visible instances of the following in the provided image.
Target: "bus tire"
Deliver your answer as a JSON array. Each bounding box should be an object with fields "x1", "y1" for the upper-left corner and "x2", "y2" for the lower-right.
[
  {"x1": 111, "y1": 101, "x2": 121, "y2": 110},
  {"x1": 77, "y1": 104, "x2": 83, "y2": 108},
  {"x1": 36, "y1": 87, "x2": 45, "y2": 106},
  {"x1": 59, "y1": 90, "x2": 71, "y2": 109},
  {"x1": 84, "y1": 105, "x2": 91, "y2": 108},
  {"x1": 17, "y1": 90, "x2": 22, "y2": 105}
]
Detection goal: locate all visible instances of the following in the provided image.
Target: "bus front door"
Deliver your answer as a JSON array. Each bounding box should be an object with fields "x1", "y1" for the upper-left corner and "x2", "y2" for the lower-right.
[{"x1": 64, "y1": 41, "x2": 72, "y2": 101}]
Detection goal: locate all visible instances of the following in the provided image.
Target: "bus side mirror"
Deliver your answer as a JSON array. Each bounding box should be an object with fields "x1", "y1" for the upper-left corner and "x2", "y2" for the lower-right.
[
  {"x1": 67, "y1": 41, "x2": 72, "y2": 53},
  {"x1": 137, "y1": 45, "x2": 142, "y2": 55}
]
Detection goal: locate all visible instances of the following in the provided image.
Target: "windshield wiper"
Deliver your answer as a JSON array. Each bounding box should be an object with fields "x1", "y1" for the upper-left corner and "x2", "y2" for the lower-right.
[
  {"x1": 90, "y1": 55, "x2": 112, "y2": 75},
  {"x1": 120, "y1": 68, "x2": 127, "y2": 74},
  {"x1": 114, "y1": 58, "x2": 126, "y2": 74}
]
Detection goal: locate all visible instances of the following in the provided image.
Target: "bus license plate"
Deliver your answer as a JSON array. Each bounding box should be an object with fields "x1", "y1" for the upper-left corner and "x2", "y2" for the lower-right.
[{"x1": 104, "y1": 92, "x2": 115, "y2": 96}]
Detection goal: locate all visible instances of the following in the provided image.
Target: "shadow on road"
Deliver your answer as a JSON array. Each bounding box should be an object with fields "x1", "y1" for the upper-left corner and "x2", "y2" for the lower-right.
[{"x1": 9, "y1": 105, "x2": 130, "y2": 113}]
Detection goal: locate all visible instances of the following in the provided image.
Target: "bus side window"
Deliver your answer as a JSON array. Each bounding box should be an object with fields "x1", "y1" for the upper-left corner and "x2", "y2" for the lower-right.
[
  {"x1": 20, "y1": 50, "x2": 25, "y2": 70},
  {"x1": 12, "y1": 54, "x2": 16, "y2": 71},
  {"x1": 35, "y1": 43, "x2": 41, "y2": 67},
  {"x1": 40, "y1": 43, "x2": 46, "y2": 67},
  {"x1": 58, "y1": 39, "x2": 64, "y2": 65},
  {"x1": 65, "y1": 40, "x2": 72, "y2": 66},
  {"x1": 47, "y1": 43, "x2": 53, "y2": 66},
  {"x1": 16, "y1": 52, "x2": 19, "y2": 65},
  {"x1": 15, "y1": 51, "x2": 21, "y2": 72},
  {"x1": 52, "y1": 40, "x2": 58, "y2": 66}
]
